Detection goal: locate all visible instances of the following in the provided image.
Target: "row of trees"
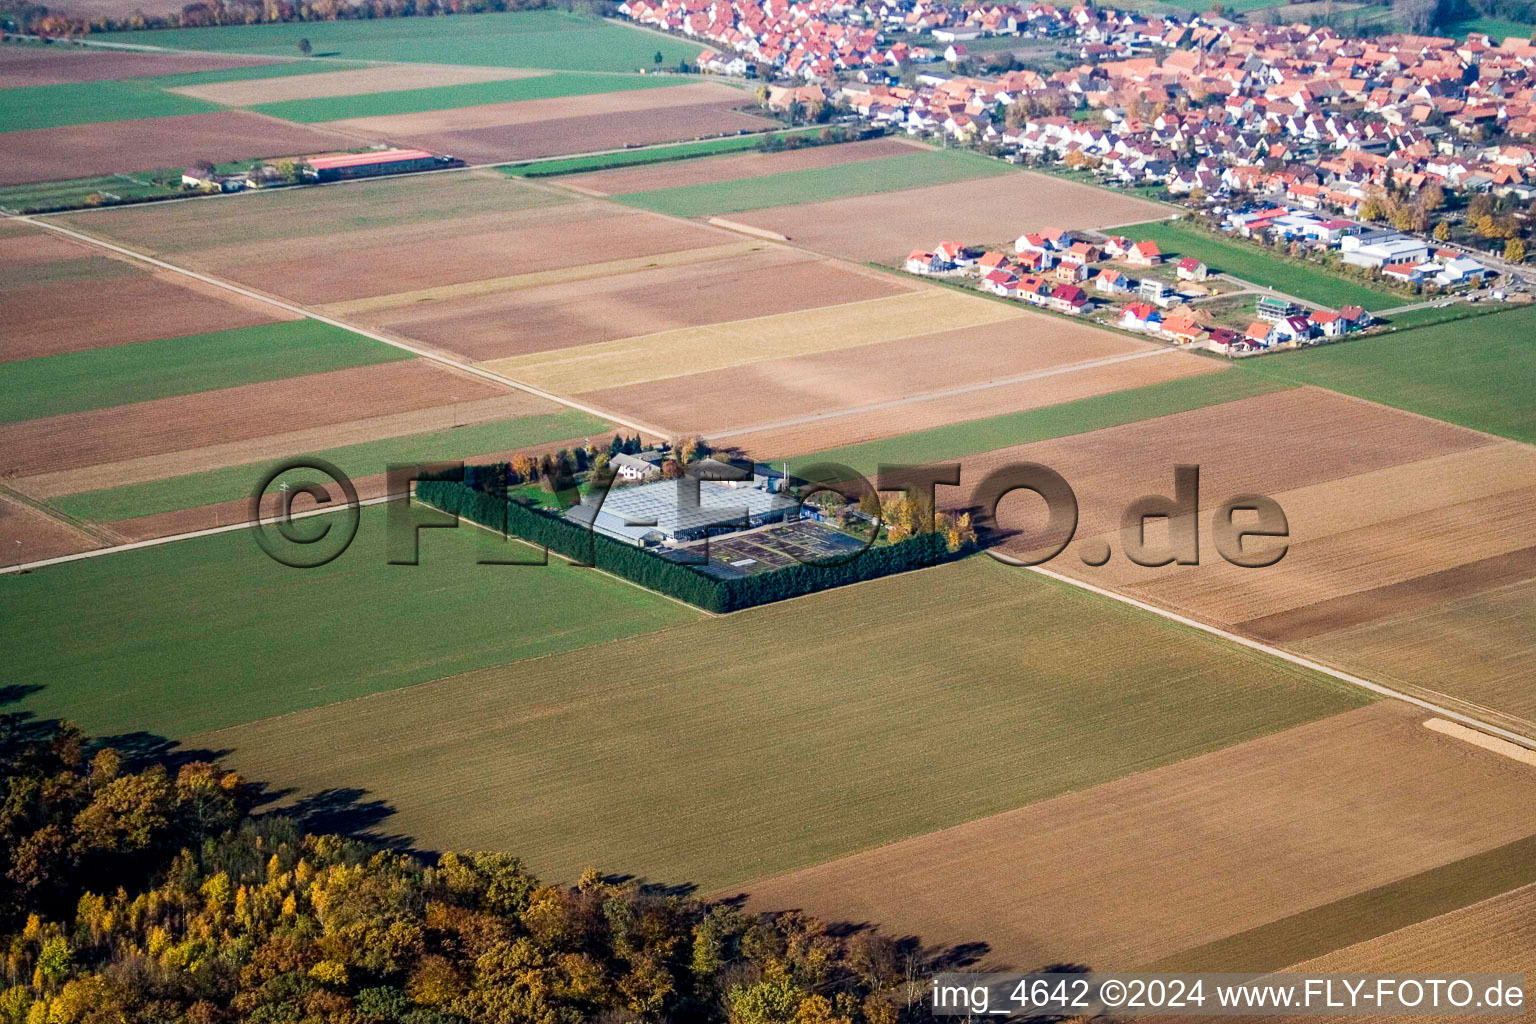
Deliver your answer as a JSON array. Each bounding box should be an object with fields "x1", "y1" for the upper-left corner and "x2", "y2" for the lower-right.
[
  {"x1": 8, "y1": 0, "x2": 605, "y2": 39},
  {"x1": 416, "y1": 472, "x2": 968, "y2": 614},
  {"x1": 0, "y1": 718, "x2": 942, "y2": 1023}
]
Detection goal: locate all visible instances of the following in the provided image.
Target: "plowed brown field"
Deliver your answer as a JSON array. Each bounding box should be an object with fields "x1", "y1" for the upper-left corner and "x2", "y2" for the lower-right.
[
  {"x1": 739, "y1": 702, "x2": 1536, "y2": 971},
  {"x1": 731, "y1": 171, "x2": 1171, "y2": 263},
  {"x1": 0, "y1": 495, "x2": 102, "y2": 566},
  {"x1": 175, "y1": 204, "x2": 726, "y2": 305},
  {"x1": 0, "y1": 111, "x2": 360, "y2": 186},
  {"x1": 0, "y1": 46, "x2": 276, "y2": 87}
]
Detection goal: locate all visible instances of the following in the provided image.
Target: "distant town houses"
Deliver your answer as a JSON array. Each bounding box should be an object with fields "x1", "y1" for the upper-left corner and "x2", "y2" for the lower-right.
[
  {"x1": 907, "y1": 223, "x2": 1382, "y2": 352},
  {"x1": 621, "y1": 0, "x2": 1536, "y2": 226}
]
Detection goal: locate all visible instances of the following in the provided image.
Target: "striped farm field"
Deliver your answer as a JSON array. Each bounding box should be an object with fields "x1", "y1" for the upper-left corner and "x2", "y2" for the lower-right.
[
  {"x1": 742, "y1": 702, "x2": 1535, "y2": 971},
  {"x1": 165, "y1": 63, "x2": 539, "y2": 106},
  {"x1": 610, "y1": 148, "x2": 1010, "y2": 218},
  {"x1": 0, "y1": 503, "x2": 697, "y2": 737},
  {"x1": 176, "y1": 557, "x2": 1368, "y2": 891},
  {"x1": 0, "y1": 319, "x2": 408, "y2": 423},
  {"x1": 245, "y1": 70, "x2": 684, "y2": 123},
  {"x1": 770, "y1": 366, "x2": 1284, "y2": 477},
  {"x1": 49, "y1": 409, "x2": 609, "y2": 523},
  {"x1": 478, "y1": 288, "x2": 1021, "y2": 394},
  {"x1": 565, "y1": 136, "x2": 922, "y2": 195}
]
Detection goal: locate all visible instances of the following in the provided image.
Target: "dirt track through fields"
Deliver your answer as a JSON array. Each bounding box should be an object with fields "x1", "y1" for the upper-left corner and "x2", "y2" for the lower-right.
[{"x1": 738, "y1": 702, "x2": 1536, "y2": 971}]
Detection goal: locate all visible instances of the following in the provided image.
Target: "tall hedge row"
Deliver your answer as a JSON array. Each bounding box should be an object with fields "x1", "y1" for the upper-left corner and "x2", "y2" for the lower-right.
[{"x1": 414, "y1": 479, "x2": 956, "y2": 613}]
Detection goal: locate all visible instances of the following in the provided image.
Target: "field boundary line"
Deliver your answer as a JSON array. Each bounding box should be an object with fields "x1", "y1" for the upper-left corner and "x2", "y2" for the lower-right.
[
  {"x1": 1022, "y1": 562, "x2": 1536, "y2": 751},
  {"x1": 7, "y1": 212, "x2": 671, "y2": 438},
  {"x1": 710, "y1": 346, "x2": 1180, "y2": 441}
]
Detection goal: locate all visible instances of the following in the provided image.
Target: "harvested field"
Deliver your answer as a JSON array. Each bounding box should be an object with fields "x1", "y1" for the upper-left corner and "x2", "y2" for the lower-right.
[
  {"x1": 1281, "y1": 881, "x2": 1536, "y2": 1022},
  {"x1": 322, "y1": 79, "x2": 746, "y2": 135},
  {"x1": 168, "y1": 63, "x2": 542, "y2": 105},
  {"x1": 0, "y1": 494, "x2": 102, "y2": 567},
  {"x1": 1102, "y1": 441, "x2": 1536, "y2": 633},
  {"x1": 479, "y1": 289, "x2": 1024, "y2": 394},
  {"x1": 2, "y1": 265, "x2": 291, "y2": 361},
  {"x1": 590, "y1": 315, "x2": 1182, "y2": 437},
  {"x1": 0, "y1": 45, "x2": 277, "y2": 87},
  {"x1": 730, "y1": 170, "x2": 1170, "y2": 263},
  {"x1": 182, "y1": 557, "x2": 1366, "y2": 891},
  {"x1": 58, "y1": 170, "x2": 565, "y2": 255},
  {"x1": 338, "y1": 98, "x2": 776, "y2": 166},
  {"x1": 560, "y1": 137, "x2": 921, "y2": 195},
  {"x1": 0, "y1": 110, "x2": 358, "y2": 186},
  {"x1": 159, "y1": 203, "x2": 725, "y2": 306},
  {"x1": 1296, "y1": 579, "x2": 1536, "y2": 734},
  {"x1": 317, "y1": 239, "x2": 768, "y2": 318},
  {"x1": 0, "y1": 359, "x2": 503, "y2": 476},
  {"x1": 740, "y1": 701, "x2": 1536, "y2": 971},
  {"x1": 368, "y1": 247, "x2": 913, "y2": 361},
  {"x1": 952, "y1": 387, "x2": 1486, "y2": 562}
]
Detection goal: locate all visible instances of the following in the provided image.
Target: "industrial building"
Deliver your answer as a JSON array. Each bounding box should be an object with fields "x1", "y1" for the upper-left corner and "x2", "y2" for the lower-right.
[
  {"x1": 302, "y1": 148, "x2": 453, "y2": 182},
  {"x1": 564, "y1": 464, "x2": 795, "y2": 547}
]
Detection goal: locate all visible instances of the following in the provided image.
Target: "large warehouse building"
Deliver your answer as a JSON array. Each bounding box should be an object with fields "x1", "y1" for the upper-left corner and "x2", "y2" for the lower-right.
[
  {"x1": 565, "y1": 464, "x2": 796, "y2": 547},
  {"x1": 302, "y1": 148, "x2": 449, "y2": 182}
]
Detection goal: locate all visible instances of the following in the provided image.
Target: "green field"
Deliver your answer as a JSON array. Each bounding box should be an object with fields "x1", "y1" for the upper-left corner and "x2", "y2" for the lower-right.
[
  {"x1": 0, "y1": 320, "x2": 409, "y2": 424},
  {"x1": 612, "y1": 149, "x2": 1012, "y2": 217},
  {"x1": 96, "y1": 10, "x2": 702, "y2": 71},
  {"x1": 1120, "y1": 219, "x2": 1402, "y2": 310},
  {"x1": 246, "y1": 70, "x2": 684, "y2": 123},
  {"x1": 0, "y1": 79, "x2": 220, "y2": 133},
  {"x1": 1237, "y1": 306, "x2": 1536, "y2": 443},
  {"x1": 200, "y1": 557, "x2": 1369, "y2": 889},
  {"x1": 503, "y1": 128, "x2": 824, "y2": 176},
  {"x1": 782, "y1": 368, "x2": 1286, "y2": 476},
  {"x1": 0, "y1": 503, "x2": 696, "y2": 737},
  {"x1": 53, "y1": 409, "x2": 611, "y2": 523}
]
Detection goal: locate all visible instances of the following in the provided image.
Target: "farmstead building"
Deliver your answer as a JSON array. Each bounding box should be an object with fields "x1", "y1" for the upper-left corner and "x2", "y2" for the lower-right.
[{"x1": 302, "y1": 148, "x2": 446, "y2": 182}]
